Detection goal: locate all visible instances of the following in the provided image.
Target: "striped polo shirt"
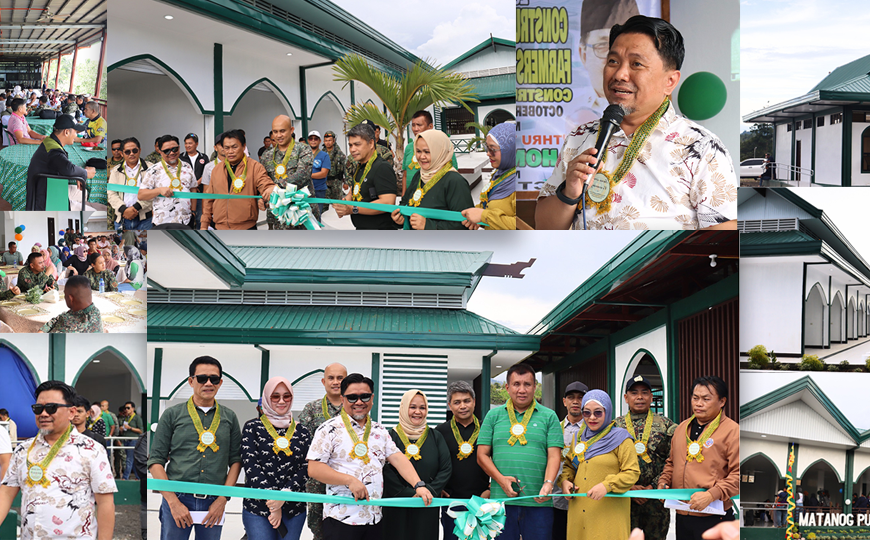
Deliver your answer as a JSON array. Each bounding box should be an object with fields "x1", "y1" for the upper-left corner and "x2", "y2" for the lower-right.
[{"x1": 478, "y1": 401, "x2": 563, "y2": 507}]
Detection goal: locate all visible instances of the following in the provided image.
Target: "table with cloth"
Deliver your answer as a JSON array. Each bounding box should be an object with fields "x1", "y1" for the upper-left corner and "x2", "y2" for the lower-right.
[
  {"x1": 26, "y1": 118, "x2": 57, "y2": 136},
  {"x1": 0, "y1": 143, "x2": 108, "y2": 209},
  {"x1": 0, "y1": 288, "x2": 146, "y2": 333}
]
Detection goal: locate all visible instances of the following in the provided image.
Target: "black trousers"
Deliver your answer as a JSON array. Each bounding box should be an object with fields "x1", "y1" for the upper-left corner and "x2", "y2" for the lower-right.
[
  {"x1": 323, "y1": 517, "x2": 383, "y2": 540},
  {"x1": 552, "y1": 507, "x2": 568, "y2": 539},
  {"x1": 675, "y1": 508, "x2": 735, "y2": 540}
]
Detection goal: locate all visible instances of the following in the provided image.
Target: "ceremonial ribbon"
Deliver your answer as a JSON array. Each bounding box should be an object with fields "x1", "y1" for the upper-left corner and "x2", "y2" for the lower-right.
[
  {"x1": 188, "y1": 397, "x2": 221, "y2": 453},
  {"x1": 451, "y1": 416, "x2": 480, "y2": 460},
  {"x1": 572, "y1": 421, "x2": 615, "y2": 464},
  {"x1": 624, "y1": 410, "x2": 654, "y2": 463},
  {"x1": 25, "y1": 424, "x2": 73, "y2": 488},
  {"x1": 396, "y1": 424, "x2": 429, "y2": 461},
  {"x1": 506, "y1": 400, "x2": 536, "y2": 446},
  {"x1": 340, "y1": 409, "x2": 372, "y2": 464},
  {"x1": 786, "y1": 444, "x2": 799, "y2": 539},
  {"x1": 260, "y1": 414, "x2": 295, "y2": 456},
  {"x1": 685, "y1": 411, "x2": 721, "y2": 463},
  {"x1": 352, "y1": 152, "x2": 377, "y2": 202}
]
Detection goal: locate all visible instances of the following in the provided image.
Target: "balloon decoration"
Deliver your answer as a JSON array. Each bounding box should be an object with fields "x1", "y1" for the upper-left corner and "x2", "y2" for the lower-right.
[
  {"x1": 677, "y1": 71, "x2": 727, "y2": 121},
  {"x1": 14, "y1": 234, "x2": 22, "y2": 241},
  {"x1": 14, "y1": 227, "x2": 21, "y2": 234},
  {"x1": 20, "y1": 225, "x2": 25, "y2": 231},
  {"x1": 59, "y1": 230, "x2": 65, "y2": 236}
]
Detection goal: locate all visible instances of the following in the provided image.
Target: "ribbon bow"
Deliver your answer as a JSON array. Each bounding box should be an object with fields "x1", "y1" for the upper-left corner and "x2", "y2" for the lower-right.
[
  {"x1": 269, "y1": 185, "x2": 320, "y2": 230},
  {"x1": 447, "y1": 496, "x2": 505, "y2": 540}
]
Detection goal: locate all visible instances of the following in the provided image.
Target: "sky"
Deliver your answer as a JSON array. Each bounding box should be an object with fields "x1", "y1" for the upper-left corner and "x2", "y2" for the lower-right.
[
  {"x1": 212, "y1": 230, "x2": 643, "y2": 333},
  {"x1": 329, "y1": 0, "x2": 513, "y2": 66},
  {"x1": 786, "y1": 188, "x2": 870, "y2": 263},
  {"x1": 740, "y1": 0, "x2": 870, "y2": 130}
]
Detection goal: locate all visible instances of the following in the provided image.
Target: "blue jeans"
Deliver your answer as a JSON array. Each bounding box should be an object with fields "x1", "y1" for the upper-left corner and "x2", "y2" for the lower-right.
[
  {"x1": 123, "y1": 439, "x2": 135, "y2": 479},
  {"x1": 242, "y1": 509, "x2": 306, "y2": 540},
  {"x1": 775, "y1": 509, "x2": 786, "y2": 527},
  {"x1": 315, "y1": 188, "x2": 327, "y2": 216},
  {"x1": 159, "y1": 493, "x2": 223, "y2": 540},
  {"x1": 441, "y1": 506, "x2": 459, "y2": 540},
  {"x1": 116, "y1": 215, "x2": 153, "y2": 230},
  {"x1": 501, "y1": 505, "x2": 553, "y2": 540}
]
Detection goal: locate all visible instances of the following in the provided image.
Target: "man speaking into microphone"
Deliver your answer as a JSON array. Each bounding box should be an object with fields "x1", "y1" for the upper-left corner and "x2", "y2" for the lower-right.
[{"x1": 535, "y1": 16, "x2": 737, "y2": 231}]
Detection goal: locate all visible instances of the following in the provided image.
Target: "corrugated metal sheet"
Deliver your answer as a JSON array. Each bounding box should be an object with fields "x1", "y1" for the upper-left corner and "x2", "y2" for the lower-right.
[
  {"x1": 739, "y1": 231, "x2": 815, "y2": 245},
  {"x1": 836, "y1": 77, "x2": 870, "y2": 94},
  {"x1": 678, "y1": 298, "x2": 739, "y2": 422},
  {"x1": 742, "y1": 401, "x2": 855, "y2": 446},
  {"x1": 810, "y1": 53, "x2": 870, "y2": 92},
  {"x1": 148, "y1": 303, "x2": 519, "y2": 335},
  {"x1": 230, "y1": 246, "x2": 492, "y2": 274},
  {"x1": 467, "y1": 74, "x2": 516, "y2": 100},
  {"x1": 379, "y1": 355, "x2": 448, "y2": 427}
]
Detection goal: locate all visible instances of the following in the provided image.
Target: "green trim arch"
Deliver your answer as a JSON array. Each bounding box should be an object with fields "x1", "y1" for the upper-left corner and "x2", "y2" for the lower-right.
[
  {"x1": 165, "y1": 371, "x2": 256, "y2": 402},
  {"x1": 619, "y1": 347, "x2": 665, "y2": 415},
  {"x1": 291, "y1": 369, "x2": 324, "y2": 386},
  {"x1": 799, "y1": 457, "x2": 844, "y2": 483},
  {"x1": 806, "y1": 281, "x2": 826, "y2": 301},
  {"x1": 226, "y1": 77, "x2": 298, "y2": 119},
  {"x1": 741, "y1": 451, "x2": 785, "y2": 479},
  {"x1": 0, "y1": 340, "x2": 41, "y2": 384},
  {"x1": 107, "y1": 54, "x2": 208, "y2": 114},
  {"x1": 309, "y1": 91, "x2": 345, "y2": 120},
  {"x1": 71, "y1": 346, "x2": 145, "y2": 393},
  {"x1": 854, "y1": 463, "x2": 870, "y2": 483}
]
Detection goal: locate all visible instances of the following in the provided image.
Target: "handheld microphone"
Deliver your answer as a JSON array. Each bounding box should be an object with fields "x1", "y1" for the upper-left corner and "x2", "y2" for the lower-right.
[{"x1": 592, "y1": 104, "x2": 627, "y2": 168}]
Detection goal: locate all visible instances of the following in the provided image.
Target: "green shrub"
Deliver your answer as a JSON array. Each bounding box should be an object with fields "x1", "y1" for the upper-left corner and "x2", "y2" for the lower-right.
[
  {"x1": 748, "y1": 345, "x2": 770, "y2": 368},
  {"x1": 799, "y1": 354, "x2": 825, "y2": 371}
]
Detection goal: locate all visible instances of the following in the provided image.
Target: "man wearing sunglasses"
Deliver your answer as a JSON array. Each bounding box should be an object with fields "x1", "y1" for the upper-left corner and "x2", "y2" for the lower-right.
[
  {"x1": 149, "y1": 356, "x2": 242, "y2": 539},
  {"x1": 478, "y1": 363, "x2": 563, "y2": 540},
  {"x1": 119, "y1": 401, "x2": 143, "y2": 480},
  {"x1": 613, "y1": 375, "x2": 677, "y2": 540},
  {"x1": 307, "y1": 372, "x2": 433, "y2": 540},
  {"x1": 139, "y1": 134, "x2": 199, "y2": 227},
  {"x1": 108, "y1": 137, "x2": 154, "y2": 230},
  {"x1": 0, "y1": 380, "x2": 117, "y2": 540},
  {"x1": 108, "y1": 139, "x2": 124, "y2": 168}
]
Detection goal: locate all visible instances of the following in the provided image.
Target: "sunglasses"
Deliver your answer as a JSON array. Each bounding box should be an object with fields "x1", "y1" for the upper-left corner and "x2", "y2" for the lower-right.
[
  {"x1": 581, "y1": 409, "x2": 605, "y2": 418},
  {"x1": 125, "y1": 406, "x2": 134, "y2": 410},
  {"x1": 344, "y1": 393, "x2": 373, "y2": 404},
  {"x1": 32, "y1": 403, "x2": 72, "y2": 415},
  {"x1": 123, "y1": 148, "x2": 140, "y2": 155},
  {"x1": 111, "y1": 147, "x2": 121, "y2": 152},
  {"x1": 194, "y1": 374, "x2": 221, "y2": 385},
  {"x1": 485, "y1": 146, "x2": 499, "y2": 155},
  {"x1": 162, "y1": 146, "x2": 180, "y2": 154}
]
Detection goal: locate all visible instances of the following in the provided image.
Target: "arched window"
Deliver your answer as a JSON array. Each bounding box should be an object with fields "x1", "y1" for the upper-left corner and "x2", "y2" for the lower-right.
[{"x1": 862, "y1": 126, "x2": 870, "y2": 173}]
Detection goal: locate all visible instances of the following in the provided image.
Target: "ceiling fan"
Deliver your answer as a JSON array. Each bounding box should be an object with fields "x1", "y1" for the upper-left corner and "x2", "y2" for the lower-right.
[{"x1": 35, "y1": 10, "x2": 67, "y2": 23}]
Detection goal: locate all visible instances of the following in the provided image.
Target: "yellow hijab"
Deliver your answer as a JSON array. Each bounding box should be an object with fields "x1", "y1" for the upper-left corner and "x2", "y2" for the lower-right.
[
  {"x1": 398, "y1": 389, "x2": 429, "y2": 439},
  {"x1": 415, "y1": 130, "x2": 456, "y2": 183}
]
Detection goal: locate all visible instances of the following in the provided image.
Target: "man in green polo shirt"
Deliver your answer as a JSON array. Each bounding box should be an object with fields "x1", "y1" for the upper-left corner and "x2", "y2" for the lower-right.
[
  {"x1": 148, "y1": 356, "x2": 242, "y2": 539},
  {"x1": 478, "y1": 363, "x2": 563, "y2": 540}
]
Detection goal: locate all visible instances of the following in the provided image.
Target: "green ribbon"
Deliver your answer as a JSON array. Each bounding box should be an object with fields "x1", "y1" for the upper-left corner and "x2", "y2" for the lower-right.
[{"x1": 107, "y1": 184, "x2": 261, "y2": 200}]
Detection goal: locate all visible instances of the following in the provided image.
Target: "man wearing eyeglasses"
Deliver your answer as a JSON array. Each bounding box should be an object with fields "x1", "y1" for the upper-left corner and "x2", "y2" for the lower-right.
[
  {"x1": 119, "y1": 401, "x2": 143, "y2": 480},
  {"x1": 149, "y1": 356, "x2": 242, "y2": 540},
  {"x1": 138, "y1": 134, "x2": 198, "y2": 227},
  {"x1": 551, "y1": 381, "x2": 588, "y2": 540},
  {"x1": 307, "y1": 372, "x2": 433, "y2": 540},
  {"x1": 402, "y1": 111, "x2": 458, "y2": 198},
  {"x1": 108, "y1": 137, "x2": 154, "y2": 230},
  {"x1": 0, "y1": 380, "x2": 117, "y2": 540},
  {"x1": 613, "y1": 376, "x2": 677, "y2": 540}
]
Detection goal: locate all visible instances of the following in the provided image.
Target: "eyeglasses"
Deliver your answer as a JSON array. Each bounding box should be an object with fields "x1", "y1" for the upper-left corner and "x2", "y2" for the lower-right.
[
  {"x1": 123, "y1": 148, "x2": 140, "y2": 155},
  {"x1": 195, "y1": 374, "x2": 221, "y2": 385},
  {"x1": 581, "y1": 409, "x2": 605, "y2": 418},
  {"x1": 111, "y1": 147, "x2": 121, "y2": 152},
  {"x1": 162, "y1": 146, "x2": 180, "y2": 155},
  {"x1": 32, "y1": 403, "x2": 72, "y2": 415},
  {"x1": 589, "y1": 42, "x2": 610, "y2": 60},
  {"x1": 485, "y1": 145, "x2": 499, "y2": 155},
  {"x1": 344, "y1": 393, "x2": 373, "y2": 404}
]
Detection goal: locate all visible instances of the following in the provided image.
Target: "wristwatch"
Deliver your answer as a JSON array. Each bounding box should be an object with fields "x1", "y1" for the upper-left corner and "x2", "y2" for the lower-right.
[
  {"x1": 555, "y1": 181, "x2": 583, "y2": 206},
  {"x1": 413, "y1": 481, "x2": 426, "y2": 489},
  {"x1": 352, "y1": 206, "x2": 359, "y2": 214}
]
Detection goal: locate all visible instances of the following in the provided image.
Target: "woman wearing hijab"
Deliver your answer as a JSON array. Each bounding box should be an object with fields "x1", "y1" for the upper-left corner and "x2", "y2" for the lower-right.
[
  {"x1": 558, "y1": 390, "x2": 640, "y2": 540},
  {"x1": 63, "y1": 244, "x2": 91, "y2": 276},
  {"x1": 87, "y1": 404, "x2": 107, "y2": 438},
  {"x1": 48, "y1": 246, "x2": 62, "y2": 269},
  {"x1": 461, "y1": 122, "x2": 517, "y2": 230},
  {"x1": 241, "y1": 376, "x2": 312, "y2": 540},
  {"x1": 392, "y1": 130, "x2": 474, "y2": 230},
  {"x1": 40, "y1": 248, "x2": 59, "y2": 280},
  {"x1": 383, "y1": 389, "x2": 452, "y2": 540}
]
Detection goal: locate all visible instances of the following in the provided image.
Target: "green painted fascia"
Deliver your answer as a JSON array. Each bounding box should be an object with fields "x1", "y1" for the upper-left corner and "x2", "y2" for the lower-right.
[
  {"x1": 818, "y1": 90, "x2": 870, "y2": 102},
  {"x1": 242, "y1": 269, "x2": 476, "y2": 288},
  {"x1": 166, "y1": 231, "x2": 246, "y2": 287},
  {"x1": 148, "y1": 279, "x2": 168, "y2": 292},
  {"x1": 443, "y1": 37, "x2": 515, "y2": 70},
  {"x1": 371, "y1": 352, "x2": 380, "y2": 421},
  {"x1": 739, "y1": 239, "x2": 822, "y2": 257},
  {"x1": 107, "y1": 54, "x2": 207, "y2": 114},
  {"x1": 739, "y1": 375, "x2": 863, "y2": 441}
]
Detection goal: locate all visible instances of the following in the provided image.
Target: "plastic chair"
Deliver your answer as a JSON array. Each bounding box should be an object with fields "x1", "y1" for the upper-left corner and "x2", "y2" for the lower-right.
[{"x1": 37, "y1": 175, "x2": 88, "y2": 222}]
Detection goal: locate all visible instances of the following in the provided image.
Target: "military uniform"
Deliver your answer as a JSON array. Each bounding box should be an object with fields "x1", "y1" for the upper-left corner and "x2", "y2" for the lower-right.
[
  {"x1": 614, "y1": 411, "x2": 678, "y2": 540},
  {"x1": 62, "y1": 102, "x2": 78, "y2": 116},
  {"x1": 0, "y1": 279, "x2": 16, "y2": 300},
  {"x1": 323, "y1": 144, "x2": 347, "y2": 208},
  {"x1": 84, "y1": 268, "x2": 118, "y2": 292},
  {"x1": 261, "y1": 142, "x2": 319, "y2": 229},
  {"x1": 144, "y1": 151, "x2": 161, "y2": 164},
  {"x1": 40, "y1": 302, "x2": 103, "y2": 333},
  {"x1": 345, "y1": 142, "x2": 397, "y2": 192},
  {"x1": 17, "y1": 266, "x2": 56, "y2": 294},
  {"x1": 298, "y1": 397, "x2": 342, "y2": 540}
]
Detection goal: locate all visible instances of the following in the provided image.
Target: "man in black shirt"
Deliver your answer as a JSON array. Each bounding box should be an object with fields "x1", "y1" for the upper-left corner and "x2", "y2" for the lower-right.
[
  {"x1": 435, "y1": 381, "x2": 490, "y2": 540},
  {"x1": 180, "y1": 133, "x2": 209, "y2": 228},
  {"x1": 25, "y1": 115, "x2": 96, "y2": 210},
  {"x1": 71, "y1": 396, "x2": 107, "y2": 448},
  {"x1": 333, "y1": 123, "x2": 398, "y2": 229}
]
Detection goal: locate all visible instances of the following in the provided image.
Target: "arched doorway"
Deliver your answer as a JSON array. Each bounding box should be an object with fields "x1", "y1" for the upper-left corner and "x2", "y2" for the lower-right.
[
  {"x1": 860, "y1": 301, "x2": 866, "y2": 337},
  {"x1": 849, "y1": 297, "x2": 858, "y2": 340},
  {"x1": 741, "y1": 453, "x2": 783, "y2": 527},
  {"x1": 224, "y1": 78, "x2": 297, "y2": 152},
  {"x1": 805, "y1": 283, "x2": 826, "y2": 347},
  {"x1": 862, "y1": 126, "x2": 870, "y2": 173},
  {"x1": 73, "y1": 347, "x2": 145, "y2": 425},
  {"x1": 309, "y1": 92, "x2": 346, "y2": 153},
  {"x1": 832, "y1": 292, "x2": 844, "y2": 343},
  {"x1": 483, "y1": 108, "x2": 516, "y2": 128},
  {"x1": 856, "y1": 465, "x2": 870, "y2": 504},
  {"x1": 622, "y1": 350, "x2": 665, "y2": 416},
  {"x1": 0, "y1": 343, "x2": 39, "y2": 440},
  {"x1": 801, "y1": 459, "x2": 844, "y2": 509}
]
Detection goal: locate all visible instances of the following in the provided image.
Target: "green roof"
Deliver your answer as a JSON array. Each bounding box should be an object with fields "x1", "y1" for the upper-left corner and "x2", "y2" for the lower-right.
[
  {"x1": 810, "y1": 53, "x2": 870, "y2": 93},
  {"x1": 739, "y1": 231, "x2": 817, "y2": 246},
  {"x1": 443, "y1": 37, "x2": 515, "y2": 70},
  {"x1": 148, "y1": 303, "x2": 540, "y2": 350},
  {"x1": 466, "y1": 73, "x2": 515, "y2": 101}
]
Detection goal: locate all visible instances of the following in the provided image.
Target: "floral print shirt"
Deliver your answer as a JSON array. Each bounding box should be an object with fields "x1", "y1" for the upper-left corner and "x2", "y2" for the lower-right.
[
  {"x1": 538, "y1": 101, "x2": 737, "y2": 230},
  {"x1": 139, "y1": 159, "x2": 197, "y2": 225},
  {"x1": 1, "y1": 429, "x2": 117, "y2": 540}
]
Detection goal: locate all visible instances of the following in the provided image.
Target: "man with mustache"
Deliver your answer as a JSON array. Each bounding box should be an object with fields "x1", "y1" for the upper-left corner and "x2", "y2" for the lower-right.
[{"x1": 536, "y1": 16, "x2": 737, "y2": 231}]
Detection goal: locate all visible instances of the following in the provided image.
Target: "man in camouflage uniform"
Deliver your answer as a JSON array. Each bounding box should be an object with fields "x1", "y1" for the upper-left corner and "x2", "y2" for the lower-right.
[
  {"x1": 297, "y1": 363, "x2": 347, "y2": 540},
  {"x1": 40, "y1": 276, "x2": 103, "y2": 333},
  {"x1": 61, "y1": 94, "x2": 78, "y2": 116},
  {"x1": 32, "y1": 95, "x2": 50, "y2": 116},
  {"x1": 344, "y1": 119, "x2": 398, "y2": 192},
  {"x1": 83, "y1": 254, "x2": 118, "y2": 292},
  {"x1": 143, "y1": 137, "x2": 162, "y2": 164},
  {"x1": 17, "y1": 252, "x2": 57, "y2": 294},
  {"x1": 261, "y1": 115, "x2": 318, "y2": 229},
  {"x1": 322, "y1": 131, "x2": 346, "y2": 209},
  {"x1": 614, "y1": 375, "x2": 678, "y2": 540}
]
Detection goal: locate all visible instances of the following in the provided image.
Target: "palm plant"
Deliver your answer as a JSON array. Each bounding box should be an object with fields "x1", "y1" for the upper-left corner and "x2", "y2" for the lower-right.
[
  {"x1": 332, "y1": 54, "x2": 479, "y2": 169},
  {"x1": 463, "y1": 121, "x2": 491, "y2": 152}
]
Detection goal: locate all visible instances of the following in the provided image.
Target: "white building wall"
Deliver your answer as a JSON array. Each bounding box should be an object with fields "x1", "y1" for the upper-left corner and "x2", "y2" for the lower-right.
[
  {"x1": 64, "y1": 334, "x2": 148, "y2": 390},
  {"x1": 815, "y1": 113, "x2": 843, "y2": 185},
  {"x1": 451, "y1": 47, "x2": 514, "y2": 72},
  {"x1": 0, "y1": 335, "x2": 49, "y2": 382},
  {"x1": 1, "y1": 212, "x2": 91, "y2": 250},
  {"x1": 797, "y1": 443, "x2": 847, "y2": 482},
  {"x1": 775, "y1": 123, "x2": 792, "y2": 174},
  {"x1": 855, "y1": 450, "x2": 870, "y2": 481},
  {"x1": 852, "y1": 121, "x2": 870, "y2": 186},
  {"x1": 613, "y1": 326, "x2": 668, "y2": 417},
  {"x1": 221, "y1": 49, "x2": 302, "y2": 120},
  {"x1": 305, "y1": 64, "x2": 350, "y2": 119},
  {"x1": 223, "y1": 89, "x2": 288, "y2": 156},
  {"x1": 741, "y1": 438, "x2": 789, "y2": 478},
  {"x1": 740, "y1": 257, "x2": 805, "y2": 354},
  {"x1": 795, "y1": 123, "x2": 813, "y2": 183}
]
